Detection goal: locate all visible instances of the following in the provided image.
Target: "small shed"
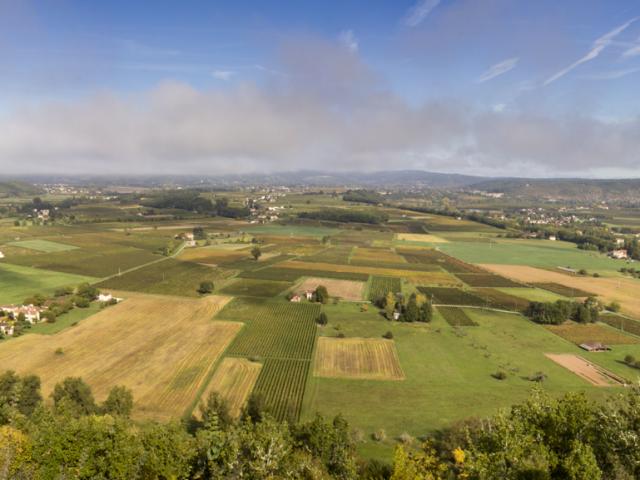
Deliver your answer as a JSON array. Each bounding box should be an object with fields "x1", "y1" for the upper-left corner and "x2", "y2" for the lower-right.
[{"x1": 579, "y1": 342, "x2": 611, "y2": 352}]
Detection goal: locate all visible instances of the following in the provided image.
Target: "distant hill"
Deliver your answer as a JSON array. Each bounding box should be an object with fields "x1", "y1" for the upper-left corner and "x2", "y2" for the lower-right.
[
  {"x1": 468, "y1": 178, "x2": 640, "y2": 202},
  {"x1": 0, "y1": 180, "x2": 42, "y2": 197}
]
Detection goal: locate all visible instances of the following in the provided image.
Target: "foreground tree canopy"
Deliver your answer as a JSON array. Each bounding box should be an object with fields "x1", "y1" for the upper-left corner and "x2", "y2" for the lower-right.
[{"x1": 2, "y1": 370, "x2": 640, "y2": 479}]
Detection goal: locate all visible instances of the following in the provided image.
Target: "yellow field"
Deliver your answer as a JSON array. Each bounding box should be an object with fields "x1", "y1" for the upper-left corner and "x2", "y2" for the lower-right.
[
  {"x1": 198, "y1": 357, "x2": 262, "y2": 418},
  {"x1": 351, "y1": 247, "x2": 406, "y2": 263},
  {"x1": 281, "y1": 260, "x2": 458, "y2": 285},
  {"x1": 296, "y1": 277, "x2": 365, "y2": 301},
  {"x1": 397, "y1": 233, "x2": 449, "y2": 243},
  {"x1": 179, "y1": 246, "x2": 250, "y2": 264},
  {"x1": 0, "y1": 293, "x2": 239, "y2": 420},
  {"x1": 482, "y1": 264, "x2": 640, "y2": 319},
  {"x1": 314, "y1": 337, "x2": 405, "y2": 380}
]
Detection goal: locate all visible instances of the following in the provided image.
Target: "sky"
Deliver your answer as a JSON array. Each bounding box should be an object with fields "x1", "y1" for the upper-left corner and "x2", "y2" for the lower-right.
[{"x1": 0, "y1": 0, "x2": 639, "y2": 178}]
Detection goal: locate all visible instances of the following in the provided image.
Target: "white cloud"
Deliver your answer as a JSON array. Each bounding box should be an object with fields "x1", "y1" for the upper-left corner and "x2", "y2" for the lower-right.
[
  {"x1": 404, "y1": 0, "x2": 441, "y2": 27},
  {"x1": 212, "y1": 70, "x2": 235, "y2": 81},
  {"x1": 477, "y1": 57, "x2": 519, "y2": 83},
  {"x1": 544, "y1": 17, "x2": 639, "y2": 86},
  {"x1": 338, "y1": 30, "x2": 358, "y2": 53},
  {"x1": 0, "y1": 36, "x2": 639, "y2": 177}
]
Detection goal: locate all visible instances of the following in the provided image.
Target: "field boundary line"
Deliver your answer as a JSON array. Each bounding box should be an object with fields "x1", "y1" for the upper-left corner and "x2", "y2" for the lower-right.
[{"x1": 432, "y1": 304, "x2": 523, "y2": 315}]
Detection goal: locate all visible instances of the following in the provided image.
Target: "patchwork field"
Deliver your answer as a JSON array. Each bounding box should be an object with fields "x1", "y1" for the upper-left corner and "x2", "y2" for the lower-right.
[
  {"x1": 482, "y1": 264, "x2": 640, "y2": 319},
  {"x1": 544, "y1": 322, "x2": 640, "y2": 345},
  {"x1": 0, "y1": 293, "x2": 237, "y2": 420},
  {"x1": 314, "y1": 337, "x2": 404, "y2": 380},
  {"x1": 455, "y1": 273, "x2": 523, "y2": 288},
  {"x1": 217, "y1": 298, "x2": 318, "y2": 420},
  {"x1": 199, "y1": 357, "x2": 262, "y2": 418},
  {"x1": 179, "y1": 246, "x2": 251, "y2": 265},
  {"x1": 296, "y1": 277, "x2": 365, "y2": 301}
]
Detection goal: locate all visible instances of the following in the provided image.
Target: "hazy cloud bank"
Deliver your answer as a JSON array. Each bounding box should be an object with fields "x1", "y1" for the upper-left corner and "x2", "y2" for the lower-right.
[{"x1": 0, "y1": 37, "x2": 638, "y2": 177}]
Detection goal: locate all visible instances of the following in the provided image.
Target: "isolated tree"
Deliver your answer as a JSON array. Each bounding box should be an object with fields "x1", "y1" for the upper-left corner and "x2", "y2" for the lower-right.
[
  {"x1": 76, "y1": 283, "x2": 99, "y2": 300},
  {"x1": 102, "y1": 385, "x2": 133, "y2": 417},
  {"x1": 251, "y1": 246, "x2": 262, "y2": 261},
  {"x1": 192, "y1": 226, "x2": 206, "y2": 240},
  {"x1": 315, "y1": 286, "x2": 329, "y2": 304},
  {"x1": 384, "y1": 291, "x2": 396, "y2": 320},
  {"x1": 198, "y1": 281, "x2": 214, "y2": 294},
  {"x1": 403, "y1": 296, "x2": 419, "y2": 323},
  {"x1": 316, "y1": 312, "x2": 328, "y2": 326}
]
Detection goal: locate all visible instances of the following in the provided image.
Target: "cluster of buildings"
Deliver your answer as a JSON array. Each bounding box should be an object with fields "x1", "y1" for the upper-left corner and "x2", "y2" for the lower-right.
[
  {"x1": 0, "y1": 304, "x2": 43, "y2": 337},
  {"x1": 174, "y1": 232, "x2": 196, "y2": 247},
  {"x1": 518, "y1": 207, "x2": 594, "y2": 227},
  {"x1": 289, "y1": 291, "x2": 314, "y2": 303}
]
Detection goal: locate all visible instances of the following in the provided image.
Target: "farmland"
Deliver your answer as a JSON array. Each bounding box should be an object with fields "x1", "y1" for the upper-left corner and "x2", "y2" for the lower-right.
[
  {"x1": 545, "y1": 322, "x2": 640, "y2": 345},
  {"x1": 314, "y1": 337, "x2": 405, "y2": 380},
  {"x1": 97, "y1": 258, "x2": 224, "y2": 297},
  {"x1": 0, "y1": 293, "x2": 236, "y2": 420},
  {"x1": 437, "y1": 306, "x2": 477, "y2": 326},
  {"x1": 2, "y1": 191, "x2": 640, "y2": 462},
  {"x1": 368, "y1": 276, "x2": 402, "y2": 302},
  {"x1": 198, "y1": 357, "x2": 262, "y2": 418},
  {"x1": 0, "y1": 262, "x2": 95, "y2": 304},
  {"x1": 295, "y1": 277, "x2": 365, "y2": 301}
]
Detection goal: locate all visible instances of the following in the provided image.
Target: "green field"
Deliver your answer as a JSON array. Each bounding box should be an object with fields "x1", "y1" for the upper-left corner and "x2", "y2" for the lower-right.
[
  {"x1": 368, "y1": 276, "x2": 402, "y2": 303},
  {"x1": 8, "y1": 239, "x2": 79, "y2": 252},
  {"x1": 438, "y1": 238, "x2": 625, "y2": 272},
  {"x1": 303, "y1": 304, "x2": 618, "y2": 458},
  {"x1": 219, "y1": 278, "x2": 292, "y2": 297},
  {"x1": 96, "y1": 259, "x2": 222, "y2": 297},
  {"x1": 0, "y1": 262, "x2": 96, "y2": 304}
]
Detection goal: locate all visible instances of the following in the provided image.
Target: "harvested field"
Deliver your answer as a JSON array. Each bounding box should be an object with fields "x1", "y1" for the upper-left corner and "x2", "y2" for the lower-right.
[
  {"x1": 0, "y1": 293, "x2": 238, "y2": 420},
  {"x1": 416, "y1": 286, "x2": 485, "y2": 306},
  {"x1": 482, "y1": 264, "x2": 640, "y2": 319},
  {"x1": 351, "y1": 247, "x2": 406, "y2": 264},
  {"x1": 544, "y1": 322, "x2": 640, "y2": 345},
  {"x1": 601, "y1": 314, "x2": 640, "y2": 337},
  {"x1": 179, "y1": 246, "x2": 250, "y2": 265},
  {"x1": 397, "y1": 233, "x2": 449, "y2": 243},
  {"x1": 545, "y1": 354, "x2": 626, "y2": 386},
  {"x1": 368, "y1": 276, "x2": 402, "y2": 303},
  {"x1": 437, "y1": 307, "x2": 477, "y2": 326},
  {"x1": 314, "y1": 337, "x2": 404, "y2": 380},
  {"x1": 198, "y1": 357, "x2": 262, "y2": 418},
  {"x1": 296, "y1": 277, "x2": 365, "y2": 302},
  {"x1": 532, "y1": 282, "x2": 594, "y2": 297},
  {"x1": 219, "y1": 278, "x2": 292, "y2": 297},
  {"x1": 455, "y1": 273, "x2": 524, "y2": 288}
]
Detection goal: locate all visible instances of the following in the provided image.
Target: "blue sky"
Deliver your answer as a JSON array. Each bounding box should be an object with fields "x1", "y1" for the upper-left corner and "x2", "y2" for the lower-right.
[{"x1": 1, "y1": 0, "x2": 639, "y2": 177}]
